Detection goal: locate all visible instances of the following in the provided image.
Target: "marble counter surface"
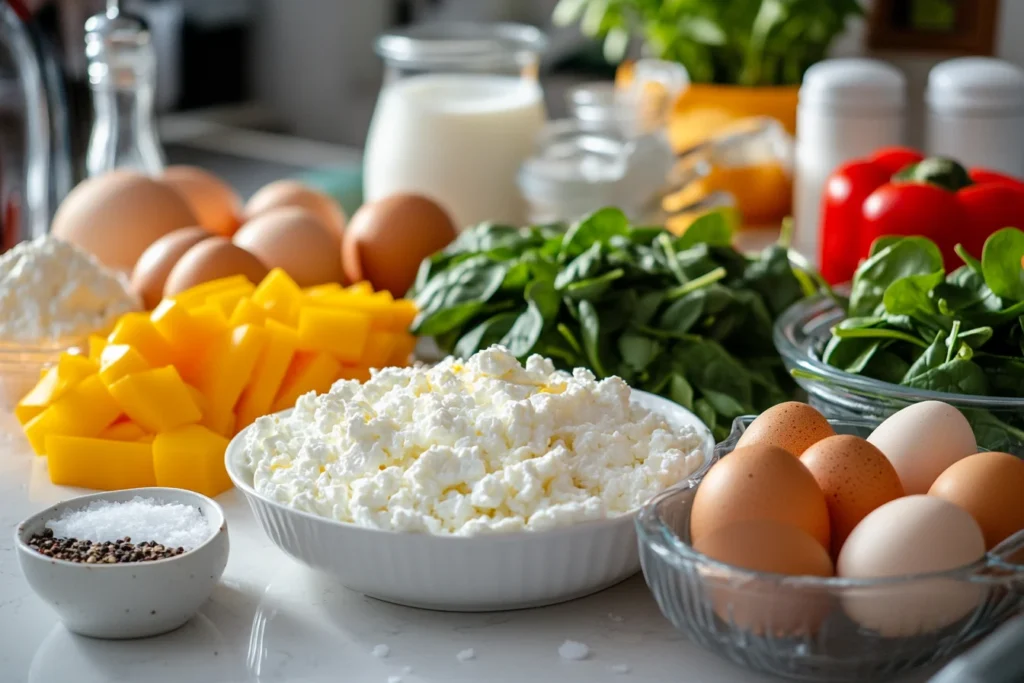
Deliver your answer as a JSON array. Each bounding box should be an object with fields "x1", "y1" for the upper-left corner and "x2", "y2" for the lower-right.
[{"x1": 0, "y1": 409, "x2": 936, "y2": 683}]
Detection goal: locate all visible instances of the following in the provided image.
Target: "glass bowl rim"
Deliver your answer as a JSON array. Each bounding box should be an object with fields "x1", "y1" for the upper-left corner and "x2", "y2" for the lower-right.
[{"x1": 773, "y1": 293, "x2": 1024, "y2": 409}]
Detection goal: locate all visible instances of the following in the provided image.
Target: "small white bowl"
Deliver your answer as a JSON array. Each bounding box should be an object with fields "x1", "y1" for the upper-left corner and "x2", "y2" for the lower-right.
[
  {"x1": 15, "y1": 487, "x2": 229, "y2": 639},
  {"x1": 226, "y1": 390, "x2": 713, "y2": 611}
]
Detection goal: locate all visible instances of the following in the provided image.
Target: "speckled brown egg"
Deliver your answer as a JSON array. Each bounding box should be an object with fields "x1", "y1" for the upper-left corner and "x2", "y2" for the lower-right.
[
  {"x1": 800, "y1": 435, "x2": 905, "y2": 558},
  {"x1": 244, "y1": 180, "x2": 346, "y2": 247},
  {"x1": 164, "y1": 237, "x2": 270, "y2": 296},
  {"x1": 737, "y1": 402, "x2": 836, "y2": 456},
  {"x1": 691, "y1": 444, "x2": 831, "y2": 551},
  {"x1": 131, "y1": 226, "x2": 212, "y2": 309}
]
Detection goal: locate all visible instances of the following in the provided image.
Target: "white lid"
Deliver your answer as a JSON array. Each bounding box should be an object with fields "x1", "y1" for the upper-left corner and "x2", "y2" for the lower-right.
[
  {"x1": 927, "y1": 57, "x2": 1024, "y2": 113},
  {"x1": 799, "y1": 59, "x2": 905, "y2": 113}
]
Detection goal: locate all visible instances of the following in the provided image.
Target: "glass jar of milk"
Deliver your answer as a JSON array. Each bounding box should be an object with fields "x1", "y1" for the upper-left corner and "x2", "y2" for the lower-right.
[{"x1": 364, "y1": 23, "x2": 547, "y2": 230}]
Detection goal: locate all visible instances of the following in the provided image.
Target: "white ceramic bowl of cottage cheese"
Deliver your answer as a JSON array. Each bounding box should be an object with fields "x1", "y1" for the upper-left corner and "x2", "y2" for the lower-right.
[{"x1": 225, "y1": 346, "x2": 713, "y2": 611}]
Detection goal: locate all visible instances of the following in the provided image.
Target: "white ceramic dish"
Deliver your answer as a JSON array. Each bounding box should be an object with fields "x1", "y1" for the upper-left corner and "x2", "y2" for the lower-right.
[
  {"x1": 225, "y1": 390, "x2": 714, "y2": 612},
  {"x1": 15, "y1": 487, "x2": 229, "y2": 639}
]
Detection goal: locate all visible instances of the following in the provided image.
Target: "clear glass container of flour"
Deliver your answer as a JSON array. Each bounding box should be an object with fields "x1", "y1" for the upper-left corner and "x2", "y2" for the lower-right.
[{"x1": 363, "y1": 22, "x2": 547, "y2": 230}]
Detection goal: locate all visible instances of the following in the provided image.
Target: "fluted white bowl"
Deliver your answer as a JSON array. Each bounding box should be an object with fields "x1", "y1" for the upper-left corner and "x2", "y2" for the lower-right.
[{"x1": 225, "y1": 390, "x2": 713, "y2": 611}]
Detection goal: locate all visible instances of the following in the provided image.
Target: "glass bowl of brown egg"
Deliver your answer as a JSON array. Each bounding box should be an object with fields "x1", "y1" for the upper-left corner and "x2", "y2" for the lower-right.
[{"x1": 636, "y1": 408, "x2": 1024, "y2": 682}]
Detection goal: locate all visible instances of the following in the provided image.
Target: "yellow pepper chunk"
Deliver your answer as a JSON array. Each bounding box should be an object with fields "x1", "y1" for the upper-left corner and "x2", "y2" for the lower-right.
[
  {"x1": 228, "y1": 297, "x2": 267, "y2": 327},
  {"x1": 87, "y1": 335, "x2": 108, "y2": 361},
  {"x1": 391, "y1": 299, "x2": 419, "y2": 332},
  {"x1": 107, "y1": 313, "x2": 175, "y2": 368},
  {"x1": 57, "y1": 354, "x2": 99, "y2": 383},
  {"x1": 306, "y1": 291, "x2": 398, "y2": 332},
  {"x1": 338, "y1": 365, "x2": 371, "y2": 383},
  {"x1": 98, "y1": 421, "x2": 148, "y2": 442},
  {"x1": 388, "y1": 333, "x2": 418, "y2": 367},
  {"x1": 361, "y1": 331, "x2": 397, "y2": 370},
  {"x1": 236, "y1": 320, "x2": 298, "y2": 429},
  {"x1": 296, "y1": 307, "x2": 370, "y2": 361},
  {"x1": 346, "y1": 281, "x2": 374, "y2": 295},
  {"x1": 46, "y1": 435, "x2": 156, "y2": 490},
  {"x1": 151, "y1": 300, "x2": 228, "y2": 385},
  {"x1": 251, "y1": 268, "x2": 302, "y2": 326},
  {"x1": 197, "y1": 324, "x2": 268, "y2": 419},
  {"x1": 98, "y1": 344, "x2": 150, "y2": 386},
  {"x1": 108, "y1": 366, "x2": 202, "y2": 433},
  {"x1": 304, "y1": 282, "x2": 343, "y2": 298},
  {"x1": 152, "y1": 425, "x2": 232, "y2": 497},
  {"x1": 14, "y1": 355, "x2": 96, "y2": 426},
  {"x1": 272, "y1": 352, "x2": 341, "y2": 412},
  {"x1": 23, "y1": 376, "x2": 122, "y2": 454},
  {"x1": 206, "y1": 283, "x2": 256, "y2": 318},
  {"x1": 172, "y1": 274, "x2": 251, "y2": 310}
]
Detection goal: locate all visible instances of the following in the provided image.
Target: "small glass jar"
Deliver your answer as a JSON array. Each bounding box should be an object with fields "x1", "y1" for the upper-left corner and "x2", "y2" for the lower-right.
[
  {"x1": 84, "y1": 6, "x2": 165, "y2": 177},
  {"x1": 363, "y1": 23, "x2": 547, "y2": 230}
]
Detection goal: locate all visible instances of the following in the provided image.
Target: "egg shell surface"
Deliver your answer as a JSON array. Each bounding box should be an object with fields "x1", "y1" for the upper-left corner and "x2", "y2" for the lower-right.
[
  {"x1": 233, "y1": 207, "x2": 343, "y2": 288},
  {"x1": 131, "y1": 227, "x2": 212, "y2": 309},
  {"x1": 694, "y1": 519, "x2": 833, "y2": 636},
  {"x1": 735, "y1": 402, "x2": 835, "y2": 456},
  {"x1": 929, "y1": 451, "x2": 1024, "y2": 550},
  {"x1": 163, "y1": 238, "x2": 270, "y2": 297},
  {"x1": 244, "y1": 180, "x2": 346, "y2": 247},
  {"x1": 161, "y1": 166, "x2": 242, "y2": 237},
  {"x1": 690, "y1": 444, "x2": 831, "y2": 551},
  {"x1": 51, "y1": 171, "x2": 198, "y2": 271},
  {"x1": 837, "y1": 495, "x2": 985, "y2": 637},
  {"x1": 800, "y1": 435, "x2": 904, "y2": 558},
  {"x1": 867, "y1": 401, "x2": 977, "y2": 494}
]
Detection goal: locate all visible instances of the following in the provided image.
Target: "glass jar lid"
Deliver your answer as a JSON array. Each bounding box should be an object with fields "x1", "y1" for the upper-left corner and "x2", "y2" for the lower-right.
[{"x1": 375, "y1": 22, "x2": 547, "y2": 70}]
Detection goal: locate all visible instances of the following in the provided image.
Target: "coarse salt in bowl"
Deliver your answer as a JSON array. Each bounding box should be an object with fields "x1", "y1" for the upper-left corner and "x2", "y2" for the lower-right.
[
  {"x1": 15, "y1": 488, "x2": 229, "y2": 639},
  {"x1": 227, "y1": 346, "x2": 714, "y2": 610}
]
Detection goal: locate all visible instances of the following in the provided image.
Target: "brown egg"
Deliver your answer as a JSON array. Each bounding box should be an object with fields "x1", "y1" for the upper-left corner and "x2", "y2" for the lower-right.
[
  {"x1": 52, "y1": 170, "x2": 198, "y2": 271},
  {"x1": 232, "y1": 207, "x2": 343, "y2": 287},
  {"x1": 130, "y1": 227, "x2": 213, "y2": 309},
  {"x1": 737, "y1": 402, "x2": 835, "y2": 456},
  {"x1": 164, "y1": 237, "x2": 269, "y2": 297},
  {"x1": 691, "y1": 444, "x2": 830, "y2": 551},
  {"x1": 342, "y1": 193, "x2": 457, "y2": 296},
  {"x1": 929, "y1": 452, "x2": 1024, "y2": 550},
  {"x1": 162, "y1": 166, "x2": 242, "y2": 237},
  {"x1": 695, "y1": 519, "x2": 833, "y2": 636},
  {"x1": 800, "y1": 435, "x2": 905, "y2": 558},
  {"x1": 244, "y1": 180, "x2": 346, "y2": 247}
]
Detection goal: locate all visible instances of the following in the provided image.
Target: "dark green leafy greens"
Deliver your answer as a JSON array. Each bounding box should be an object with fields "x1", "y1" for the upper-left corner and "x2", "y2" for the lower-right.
[
  {"x1": 411, "y1": 208, "x2": 815, "y2": 441},
  {"x1": 819, "y1": 228, "x2": 1024, "y2": 452}
]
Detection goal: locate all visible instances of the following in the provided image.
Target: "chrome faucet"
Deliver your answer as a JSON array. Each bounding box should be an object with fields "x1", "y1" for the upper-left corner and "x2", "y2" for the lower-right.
[{"x1": 0, "y1": 0, "x2": 73, "y2": 246}]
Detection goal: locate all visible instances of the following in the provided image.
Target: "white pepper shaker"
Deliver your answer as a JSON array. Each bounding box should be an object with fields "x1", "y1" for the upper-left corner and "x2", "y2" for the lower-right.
[
  {"x1": 926, "y1": 57, "x2": 1024, "y2": 177},
  {"x1": 793, "y1": 59, "x2": 905, "y2": 263}
]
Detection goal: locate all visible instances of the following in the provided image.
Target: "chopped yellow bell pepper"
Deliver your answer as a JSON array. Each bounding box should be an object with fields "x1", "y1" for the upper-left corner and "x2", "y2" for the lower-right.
[
  {"x1": 172, "y1": 275, "x2": 251, "y2": 310},
  {"x1": 236, "y1": 320, "x2": 298, "y2": 428},
  {"x1": 108, "y1": 366, "x2": 202, "y2": 433},
  {"x1": 46, "y1": 435, "x2": 156, "y2": 490},
  {"x1": 197, "y1": 323, "x2": 267, "y2": 419},
  {"x1": 272, "y1": 351, "x2": 341, "y2": 412},
  {"x1": 87, "y1": 335, "x2": 107, "y2": 362},
  {"x1": 251, "y1": 268, "x2": 302, "y2": 326},
  {"x1": 23, "y1": 375, "x2": 122, "y2": 454},
  {"x1": 296, "y1": 307, "x2": 370, "y2": 361},
  {"x1": 98, "y1": 421, "x2": 148, "y2": 442},
  {"x1": 107, "y1": 313, "x2": 175, "y2": 368},
  {"x1": 228, "y1": 297, "x2": 267, "y2": 327},
  {"x1": 152, "y1": 425, "x2": 232, "y2": 497},
  {"x1": 98, "y1": 344, "x2": 150, "y2": 386}
]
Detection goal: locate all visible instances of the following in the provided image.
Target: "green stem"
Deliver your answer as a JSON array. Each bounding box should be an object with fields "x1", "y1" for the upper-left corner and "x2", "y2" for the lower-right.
[
  {"x1": 832, "y1": 327, "x2": 930, "y2": 348},
  {"x1": 665, "y1": 267, "x2": 727, "y2": 300}
]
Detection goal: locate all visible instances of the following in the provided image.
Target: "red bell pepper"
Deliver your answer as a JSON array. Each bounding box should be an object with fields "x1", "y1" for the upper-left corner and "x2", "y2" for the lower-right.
[{"x1": 818, "y1": 150, "x2": 1024, "y2": 284}]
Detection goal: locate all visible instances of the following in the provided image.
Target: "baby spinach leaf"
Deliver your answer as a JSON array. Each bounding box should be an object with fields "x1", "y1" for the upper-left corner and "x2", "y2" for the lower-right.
[
  {"x1": 578, "y1": 300, "x2": 608, "y2": 377},
  {"x1": 630, "y1": 291, "x2": 665, "y2": 327},
  {"x1": 669, "y1": 374, "x2": 694, "y2": 410},
  {"x1": 849, "y1": 237, "x2": 944, "y2": 317},
  {"x1": 556, "y1": 323, "x2": 584, "y2": 357},
  {"x1": 618, "y1": 332, "x2": 662, "y2": 371},
  {"x1": 674, "y1": 209, "x2": 734, "y2": 250},
  {"x1": 861, "y1": 349, "x2": 911, "y2": 385},
  {"x1": 882, "y1": 270, "x2": 944, "y2": 319},
  {"x1": 500, "y1": 280, "x2": 559, "y2": 357},
  {"x1": 555, "y1": 242, "x2": 602, "y2": 289},
  {"x1": 559, "y1": 208, "x2": 629, "y2": 261},
  {"x1": 693, "y1": 398, "x2": 718, "y2": 434},
  {"x1": 981, "y1": 227, "x2": 1024, "y2": 301},
  {"x1": 564, "y1": 268, "x2": 625, "y2": 301},
  {"x1": 455, "y1": 312, "x2": 519, "y2": 358},
  {"x1": 657, "y1": 291, "x2": 705, "y2": 336},
  {"x1": 703, "y1": 389, "x2": 748, "y2": 419}
]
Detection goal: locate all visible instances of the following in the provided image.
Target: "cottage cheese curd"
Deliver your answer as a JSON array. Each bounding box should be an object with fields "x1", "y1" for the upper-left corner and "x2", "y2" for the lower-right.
[
  {"x1": 0, "y1": 236, "x2": 139, "y2": 342},
  {"x1": 242, "y1": 345, "x2": 705, "y2": 535}
]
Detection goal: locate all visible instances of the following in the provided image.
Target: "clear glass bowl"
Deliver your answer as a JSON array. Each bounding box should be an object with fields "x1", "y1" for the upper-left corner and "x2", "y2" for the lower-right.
[
  {"x1": 0, "y1": 337, "x2": 84, "y2": 412},
  {"x1": 774, "y1": 294, "x2": 1024, "y2": 455},
  {"x1": 636, "y1": 416, "x2": 1024, "y2": 682}
]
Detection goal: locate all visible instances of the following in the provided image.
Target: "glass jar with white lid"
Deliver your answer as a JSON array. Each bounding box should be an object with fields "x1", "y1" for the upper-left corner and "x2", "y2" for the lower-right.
[{"x1": 363, "y1": 22, "x2": 547, "y2": 231}]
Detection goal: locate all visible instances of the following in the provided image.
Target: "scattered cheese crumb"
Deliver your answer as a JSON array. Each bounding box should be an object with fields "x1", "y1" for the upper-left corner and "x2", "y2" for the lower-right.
[
  {"x1": 456, "y1": 648, "x2": 476, "y2": 662},
  {"x1": 558, "y1": 640, "x2": 591, "y2": 661},
  {"x1": 46, "y1": 497, "x2": 210, "y2": 549},
  {"x1": 372, "y1": 644, "x2": 390, "y2": 658}
]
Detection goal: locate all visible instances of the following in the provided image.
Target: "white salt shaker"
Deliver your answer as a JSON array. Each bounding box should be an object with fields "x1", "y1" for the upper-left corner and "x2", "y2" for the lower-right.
[
  {"x1": 793, "y1": 59, "x2": 905, "y2": 262},
  {"x1": 926, "y1": 57, "x2": 1024, "y2": 177}
]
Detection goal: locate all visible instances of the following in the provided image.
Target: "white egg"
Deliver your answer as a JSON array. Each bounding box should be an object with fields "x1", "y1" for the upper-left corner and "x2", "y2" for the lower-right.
[
  {"x1": 867, "y1": 401, "x2": 976, "y2": 494},
  {"x1": 837, "y1": 495, "x2": 985, "y2": 637}
]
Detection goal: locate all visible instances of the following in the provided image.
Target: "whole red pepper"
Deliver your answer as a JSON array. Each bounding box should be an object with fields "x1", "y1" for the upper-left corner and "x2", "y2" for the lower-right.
[{"x1": 818, "y1": 150, "x2": 1024, "y2": 283}]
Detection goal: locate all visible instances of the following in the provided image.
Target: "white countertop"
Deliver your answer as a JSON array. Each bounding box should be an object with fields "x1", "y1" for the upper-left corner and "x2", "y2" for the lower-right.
[{"x1": 0, "y1": 411, "x2": 936, "y2": 683}]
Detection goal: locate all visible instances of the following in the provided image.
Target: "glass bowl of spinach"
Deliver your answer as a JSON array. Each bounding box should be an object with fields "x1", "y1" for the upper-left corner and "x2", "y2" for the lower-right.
[{"x1": 773, "y1": 231, "x2": 1024, "y2": 454}]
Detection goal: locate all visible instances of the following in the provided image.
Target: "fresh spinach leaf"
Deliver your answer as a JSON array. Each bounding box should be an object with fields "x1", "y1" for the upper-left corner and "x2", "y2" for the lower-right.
[
  {"x1": 674, "y1": 208, "x2": 734, "y2": 250},
  {"x1": 618, "y1": 332, "x2": 662, "y2": 371},
  {"x1": 559, "y1": 208, "x2": 629, "y2": 261},
  {"x1": 669, "y1": 374, "x2": 694, "y2": 410},
  {"x1": 564, "y1": 268, "x2": 625, "y2": 300},
  {"x1": 849, "y1": 237, "x2": 944, "y2": 317},
  {"x1": 981, "y1": 227, "x2": 1024, "y2": 301},
  {"x1": 578, "y1": 300, "x2": 607, "y2": 377},
  {"x1": 454, "y1": 312, "x2": 519, "y2": 358}
]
